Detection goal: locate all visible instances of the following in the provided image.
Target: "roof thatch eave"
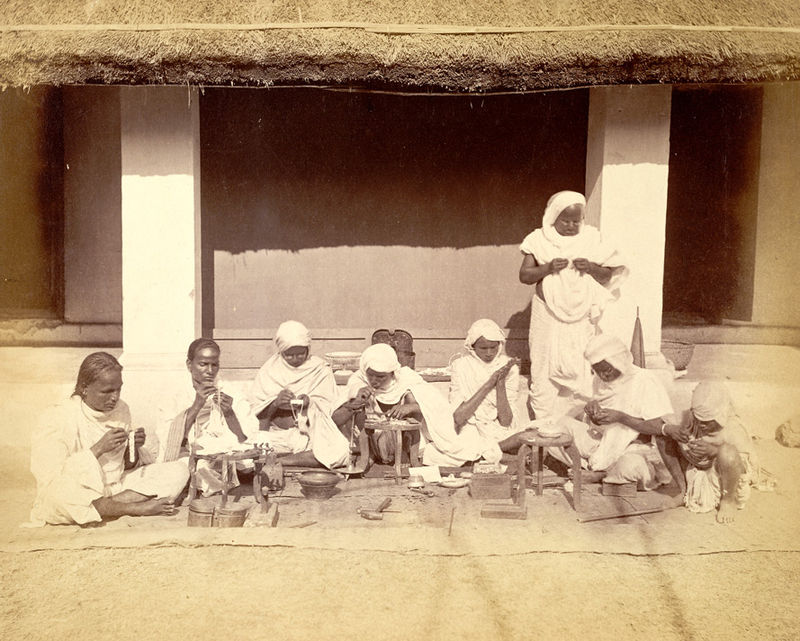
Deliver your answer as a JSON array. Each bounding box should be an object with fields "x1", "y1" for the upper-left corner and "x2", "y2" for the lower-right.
[{"x1": 2, "y1": 3, "x2": 800, "y2": 91}]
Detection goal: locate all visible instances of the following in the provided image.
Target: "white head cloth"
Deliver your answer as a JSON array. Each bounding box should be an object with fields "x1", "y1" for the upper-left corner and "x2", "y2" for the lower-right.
[
  {"x1": 464, "y1": 319, "x2": 509, "y2": 370},
  {"x1": 359, "y1": 343, "x2": 401, "y2": 377},
  {"x1": 691, "y1": 381, "x2": 734, "y2": 425},
  {"x1": 541, "y1": 191, "x2": 587, "y2": 248},
  {"x1": 274, "y1": 320, "x2": 311, "y2": 353},
  {"x1": 584, "y1": 333, "x2": 634, "y2": 380},
  {"x1": 465, "y1": 318, "x2": 506, "y2": 350}
]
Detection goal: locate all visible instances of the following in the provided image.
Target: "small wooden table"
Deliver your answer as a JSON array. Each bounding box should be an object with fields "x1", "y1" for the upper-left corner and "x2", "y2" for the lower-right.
[
  {"x1": 366, "y1": 418, "x2": 421, "y2": 484},
  {"x1": 187, "y1": 447, "x2": 268, "y2": 506},
  {"x1": 517, "y1": 430, "x2": 583, "y2": 511}
]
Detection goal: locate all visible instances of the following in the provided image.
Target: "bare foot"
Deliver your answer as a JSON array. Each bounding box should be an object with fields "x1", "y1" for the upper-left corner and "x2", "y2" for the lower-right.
[
  {"x1": 130, "y1": 498, "x2": 176, "y2": 517},
  {"x1": 716, "y1": 499, "x2": 737, "y2": 524}
]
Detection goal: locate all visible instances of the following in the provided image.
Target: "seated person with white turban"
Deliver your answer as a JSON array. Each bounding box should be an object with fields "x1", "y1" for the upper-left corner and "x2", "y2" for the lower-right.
[
  {"x1": 549, "y1": 333, "x2": 674, "y2": 491},
  {"x1": 449, "y1": 319, "x2": 530, "y2": 454},
  {"x1": 249, "y1": 321, "x2": 350, "y2": 469},
  {"x1": 334, "y1": 343, "x2": 502, "y2": 467},
  {"x1": 658, "y1": 381, "x2": 759, "y2": 523}
]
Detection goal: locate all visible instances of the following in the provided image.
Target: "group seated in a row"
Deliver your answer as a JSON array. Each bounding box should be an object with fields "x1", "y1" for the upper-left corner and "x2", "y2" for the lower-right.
[{"x1": 29, "y1": 321, "x2": 759, "y2": 527}]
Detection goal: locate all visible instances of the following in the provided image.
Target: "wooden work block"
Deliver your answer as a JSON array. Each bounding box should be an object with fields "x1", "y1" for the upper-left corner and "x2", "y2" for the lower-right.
[
  {"x1": 469, "y1": 473, "x2": 513, "y2": 499},
  {"x1": 480, "y1": 503, "x2": 528, "y2": 520},
  {"x1": 601, "y1": 481, "x2": 637, "y2": 497}
]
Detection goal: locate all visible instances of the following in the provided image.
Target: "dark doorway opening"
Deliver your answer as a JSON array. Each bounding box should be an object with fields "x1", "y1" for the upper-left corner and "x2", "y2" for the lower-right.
[
  {"x1": 0, "y1": 87, "x2": 64, "y2": 318},
  {"x1": 663, "y1": 86, "x2": 762, "y2": 325}
]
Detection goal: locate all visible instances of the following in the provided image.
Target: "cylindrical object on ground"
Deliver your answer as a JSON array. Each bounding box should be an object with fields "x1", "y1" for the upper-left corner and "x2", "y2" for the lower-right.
[
  {"x1": 213, "y1": 504, "x2": 248, "y2": 527},
  {"x1": 187, "y1": 498, "x2": 216, "y2": 527}
]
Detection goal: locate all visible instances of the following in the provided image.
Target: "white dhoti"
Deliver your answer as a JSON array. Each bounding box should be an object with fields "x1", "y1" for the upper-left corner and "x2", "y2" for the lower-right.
[{"x1": 29, "y1": 397, "x2": 190, "y2": 526}]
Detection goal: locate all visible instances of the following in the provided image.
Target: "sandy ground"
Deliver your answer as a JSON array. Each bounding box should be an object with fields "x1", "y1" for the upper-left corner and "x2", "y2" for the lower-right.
[{"x1": 2, "y1": 346, "x2": 800, "y2": 640}]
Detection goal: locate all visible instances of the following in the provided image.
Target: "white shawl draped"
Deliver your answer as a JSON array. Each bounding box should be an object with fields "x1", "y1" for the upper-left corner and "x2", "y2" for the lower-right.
[
  {"x1": 519, "y1": 191, "x2": 627, "y2": 323},
  {"x1": 250, "y1": 352, "x2": 349, "y2": 469},
  {"x1": 449, "y1": 319, "x2": 520, "y2": 438},
  {"x1": 344, "y1": 344, "x2": 502, "y2": 466}
]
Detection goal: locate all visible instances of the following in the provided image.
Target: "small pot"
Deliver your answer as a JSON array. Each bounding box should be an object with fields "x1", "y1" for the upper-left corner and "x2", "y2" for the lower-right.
[{"x1": 297, "y1": 471, "x2": 340, "y2": 500}]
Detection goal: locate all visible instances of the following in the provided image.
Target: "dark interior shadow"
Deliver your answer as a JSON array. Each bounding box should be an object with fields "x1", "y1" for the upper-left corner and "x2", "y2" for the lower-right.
[
  {"x1": 505, "y1": 302, "x2": 531, "y2": 375},
  {"x1": 200, "y1": 88, "x2": 589, "y2": 253}
]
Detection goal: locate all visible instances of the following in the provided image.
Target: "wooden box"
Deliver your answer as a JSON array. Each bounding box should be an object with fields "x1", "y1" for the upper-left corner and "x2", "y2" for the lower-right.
[{"x1": 469, "y1": 473, "x2": 513, "y2": 500}]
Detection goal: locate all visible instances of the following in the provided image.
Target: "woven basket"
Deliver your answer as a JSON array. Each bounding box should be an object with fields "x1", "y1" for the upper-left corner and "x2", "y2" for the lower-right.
[
  {"x1": 324, "y1": 351, "x2": 361, "y2": 371},
  {"x1": 661, "y1": 340, "x2": 695, "y2": 371}
]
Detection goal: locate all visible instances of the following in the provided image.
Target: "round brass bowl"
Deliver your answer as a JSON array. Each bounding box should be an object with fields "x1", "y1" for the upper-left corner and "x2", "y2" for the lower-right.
[{"x1": 297, "y1": 471, "x2": 340, "y2": 500}]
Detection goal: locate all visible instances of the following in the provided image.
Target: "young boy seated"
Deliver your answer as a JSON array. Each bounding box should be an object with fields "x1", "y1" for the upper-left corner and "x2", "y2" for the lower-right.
[{"x1": 659, "y1": 381, "x2": 758, "y2": 523}]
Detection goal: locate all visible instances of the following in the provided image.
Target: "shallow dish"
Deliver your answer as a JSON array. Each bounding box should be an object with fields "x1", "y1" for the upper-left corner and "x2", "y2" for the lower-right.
[
  {"x1": 324, "y1": 352, "x2": 362, "y2": 371},
  {"x1": 439, "y1": 476, "x2": 470, "y2": 489},
  {"x1": 297, "y1": 471, "x2": 340, "y2": 487}
]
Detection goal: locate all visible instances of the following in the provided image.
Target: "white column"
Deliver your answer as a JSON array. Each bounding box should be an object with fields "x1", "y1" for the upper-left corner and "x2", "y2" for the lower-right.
[
  {"x1": 119, "y1": 86, "x2": 201, "y2": 426},
  {"x1": 585, "y1": 85, "x2": 672, "y2": 357}
]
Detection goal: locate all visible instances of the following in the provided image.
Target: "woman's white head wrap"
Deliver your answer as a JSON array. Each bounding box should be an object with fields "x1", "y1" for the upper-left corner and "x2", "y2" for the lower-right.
[
  {"x1": 465, "y1": 318, "x2": 506, "y2": 351},
  {"x1": 542, "y1": 190, "x2": 586, "y2": 245},
  {"x1": 274, "y1": 320, "x2": 312, "y2": 353},
  {"x1": 584, "y1": 333, "x2": 633, "y2": 380}
]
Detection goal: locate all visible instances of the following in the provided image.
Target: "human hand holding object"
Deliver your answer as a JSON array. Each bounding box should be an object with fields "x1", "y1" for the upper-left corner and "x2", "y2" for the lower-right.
[
  {"x1": 193, "y1": 381, "x2": 218, "y2": 407},
  {"x1": 584, "y1": 401, "x2": 602, "y2": 423},
  {"x1": 91, "y1": 427, "x2": 128, "y2": 458},
  {"x1": 549, "y1": 258, "x2": 569, "y2": 274},
  {"x1": 573, "y1": 258, "x2": 592, "y2": 273},
  {"x1": 687, "y1": 438, "x2": 718, "y2": 459},
  {"x1": 663, "y1": 423, "x2": 690, "y2": 443},
  {"x1": 275, "y1": 388, "x2": 295, "y2": 410},
  {"x1": 214, "y1": 391, "x2": 234, "y2": 415},
  {"x1": 386, "y1": 404, "x2": 414, "y2": 420}
]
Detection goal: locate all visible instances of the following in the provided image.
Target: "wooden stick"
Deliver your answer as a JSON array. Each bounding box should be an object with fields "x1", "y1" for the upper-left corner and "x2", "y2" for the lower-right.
[
  {"x1": 578, "y1": 506, "x2": 664, "y2": 523},
  {"x1": 448, "y1": 507, "x2": 455, "y2": 536}
]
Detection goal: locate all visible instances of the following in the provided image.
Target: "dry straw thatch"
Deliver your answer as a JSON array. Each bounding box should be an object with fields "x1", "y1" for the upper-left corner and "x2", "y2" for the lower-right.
[{"x1": 1, "y1": 1, "x2": 799, "y2": 90}]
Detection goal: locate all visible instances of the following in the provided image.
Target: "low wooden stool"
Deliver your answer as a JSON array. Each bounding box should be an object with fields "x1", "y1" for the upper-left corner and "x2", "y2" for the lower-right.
[
  {"x1": 366, "y1": 418, "x2": 421, "y2": 484},
  {"x1": 517, "y1": 430, "x2": 583, "y2": 511},
  {"x1": 187, "y1": 447, "x2": 267, "y2": 506}
]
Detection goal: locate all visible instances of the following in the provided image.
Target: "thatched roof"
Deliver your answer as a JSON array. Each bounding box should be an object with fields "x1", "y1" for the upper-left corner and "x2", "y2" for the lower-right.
[{"x1": 2, "y1": 1, "x2": 799, "y2": 90}]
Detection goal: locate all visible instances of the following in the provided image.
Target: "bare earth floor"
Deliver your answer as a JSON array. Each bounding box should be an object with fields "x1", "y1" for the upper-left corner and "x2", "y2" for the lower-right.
[{"x1": 1, "y1": 346, "x2": 799, "y2": 640}]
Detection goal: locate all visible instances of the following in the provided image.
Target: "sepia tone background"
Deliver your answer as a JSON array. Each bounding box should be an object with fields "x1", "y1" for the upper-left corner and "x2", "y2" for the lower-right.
[{"x1": 2, "y1": 2, "x2": 800, "y2": 639}]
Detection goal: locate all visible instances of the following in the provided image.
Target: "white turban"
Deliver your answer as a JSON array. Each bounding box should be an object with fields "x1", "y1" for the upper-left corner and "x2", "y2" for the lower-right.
[
  {"x1": 359, "y1": 343, "x2": 401, "y2": 376},
  {"x1": 274, "y1": 320, "x2": 311, "y2": 353},
  {"x1": 465, "y1": 318, "x2": 506, "y2": 350},
  {"x1": 691, "y1": 381, "x2": 733, "y2": 424},
  {"x1": 584, "y1": 333, "x2": 633, "y2": 379}
]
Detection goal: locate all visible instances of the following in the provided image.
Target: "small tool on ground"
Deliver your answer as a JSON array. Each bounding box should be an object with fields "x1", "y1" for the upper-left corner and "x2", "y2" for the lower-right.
[{"x1": 358, "y1": 497, "x2": 393, "y2": 520}]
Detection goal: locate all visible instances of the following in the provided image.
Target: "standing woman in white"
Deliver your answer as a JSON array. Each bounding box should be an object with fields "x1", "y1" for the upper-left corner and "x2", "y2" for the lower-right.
[{"x1": 519, "y1": 191, "x2": 628, "y2": 420}]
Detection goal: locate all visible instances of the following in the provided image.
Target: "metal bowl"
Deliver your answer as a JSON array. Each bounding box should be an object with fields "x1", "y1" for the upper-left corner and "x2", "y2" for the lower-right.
[{"x1": 297, "y1": 471, "x2": 340, "y2": 500}]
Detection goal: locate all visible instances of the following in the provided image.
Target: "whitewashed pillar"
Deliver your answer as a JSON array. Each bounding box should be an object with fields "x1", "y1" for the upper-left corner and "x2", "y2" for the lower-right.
[
  {"x1": 585, "y1": 85, "x2": 672, "y2": 356},
  {"x1": 119, "y1": 86, "x2": 201, "y2": 426}
]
